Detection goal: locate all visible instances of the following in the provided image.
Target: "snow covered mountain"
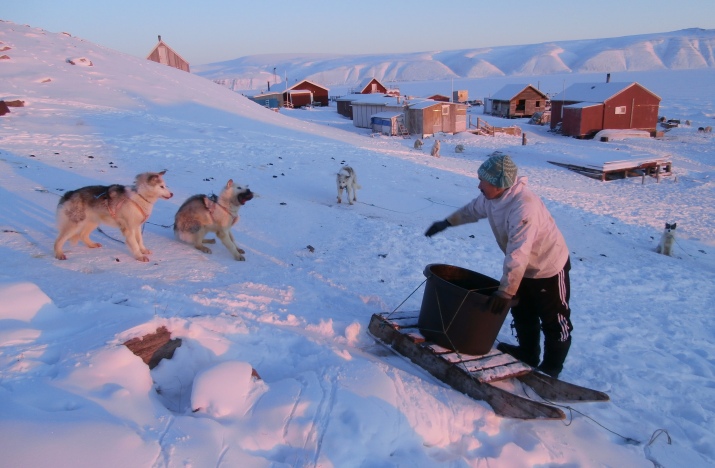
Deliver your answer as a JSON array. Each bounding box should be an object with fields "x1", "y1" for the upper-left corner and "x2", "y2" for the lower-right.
[{"x1": 193, "y1": 28, "x2": 715, "y2": 90}]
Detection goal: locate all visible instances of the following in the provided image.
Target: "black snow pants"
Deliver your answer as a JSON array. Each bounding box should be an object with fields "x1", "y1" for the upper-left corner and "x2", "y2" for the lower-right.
[{"x1": 510, "y1": 257, "x2": 573, "y2": 374}]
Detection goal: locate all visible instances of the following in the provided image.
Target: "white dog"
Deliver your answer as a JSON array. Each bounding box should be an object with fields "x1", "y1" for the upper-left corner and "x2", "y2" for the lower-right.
[
  {"x1": 54, "y1": 171, "x2": 173, "y2": 262},
  {"x1": 431, "y1": 140, "x2": 441, "y2": 157},
  {"x1": 174, "y1": 179, "x2": 253, "y2": 261},
  {"x1": 337, "y1": 166, "x2": 361, "y2": 205},
  {"x1": 655, "y1": 222, "x2": 677, "y2": 256}
]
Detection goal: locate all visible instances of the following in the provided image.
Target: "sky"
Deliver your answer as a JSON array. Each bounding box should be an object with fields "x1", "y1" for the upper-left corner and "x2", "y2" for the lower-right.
[
  {"x1": 5, "y1": 0, "x2": 715, "y2": 65},
  {"x1": 1, "y1": 20, "x2": 714, "y2": 467}
]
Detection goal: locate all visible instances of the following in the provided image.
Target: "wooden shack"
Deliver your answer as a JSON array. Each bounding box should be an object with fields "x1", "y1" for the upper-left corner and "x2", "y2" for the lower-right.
[
  {"x1": 405, "y1": 100, "x2": 468, "y2": 138},
  {"x1": 485, "y1": 84, "x2": 547, "y2": 118},
  {"x1": 146, "y1": 36, "x2": 190, "y2": 72},
  {"x1": 453, "y1": 90, "x2": 468, "y2": 104},
  {"x1": 550, "y1": 82, "x2": 661, "y2": 138},
  {"x1": 283, "y1": 80, "x2": 329, "y2": 107}
]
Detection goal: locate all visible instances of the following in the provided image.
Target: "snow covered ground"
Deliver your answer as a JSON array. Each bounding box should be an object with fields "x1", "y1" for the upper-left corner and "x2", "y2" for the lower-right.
[{"x1": 1, "y1": 21, "x2": 714, "y2": 467}]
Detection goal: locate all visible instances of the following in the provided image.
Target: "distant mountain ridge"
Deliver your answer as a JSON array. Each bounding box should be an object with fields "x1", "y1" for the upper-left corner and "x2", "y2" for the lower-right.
[{"x1": 193, "y1": 29, "x2": 715, "y2": 91}]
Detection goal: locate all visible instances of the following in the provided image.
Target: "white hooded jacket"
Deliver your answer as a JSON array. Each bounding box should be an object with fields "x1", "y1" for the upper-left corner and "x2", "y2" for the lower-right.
[{"x1": 446, "y1": 177, "x2": 569, "y2": 296}]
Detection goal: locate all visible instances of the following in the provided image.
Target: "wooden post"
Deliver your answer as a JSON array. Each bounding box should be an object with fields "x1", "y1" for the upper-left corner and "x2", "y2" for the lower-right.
[{"x1": 522, "y1": 133, "x2": 527, "y2": 145}]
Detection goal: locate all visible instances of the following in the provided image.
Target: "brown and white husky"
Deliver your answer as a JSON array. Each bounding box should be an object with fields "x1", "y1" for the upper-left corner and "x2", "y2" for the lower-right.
[
  {"x1": 174, "y1": 179, "x2": 253, "y2": 261},
  {"x1": 54, "y1": 171, "x2": 173, "y2": 261}
]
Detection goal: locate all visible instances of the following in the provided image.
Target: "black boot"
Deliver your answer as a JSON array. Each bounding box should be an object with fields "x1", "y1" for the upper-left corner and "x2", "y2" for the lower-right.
[
  {"x1": 497, "y1": 320, "x2": 541, "y2": 367},
  {"x1": 497, "y1": 342, "x2": 539, "y2": 367},
  {"x1": 537, "y1": 338, "x2": 571, "y2": 379}
]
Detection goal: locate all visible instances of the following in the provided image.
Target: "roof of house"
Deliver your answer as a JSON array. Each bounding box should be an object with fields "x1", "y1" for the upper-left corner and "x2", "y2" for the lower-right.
[
  {"x1": 349, "y1": 95, "x2": 403, "y2": 106},
  {"x1": 357, "y1": 77, "x2": 384, "y2": 91},
  {"x1": 146, "y1": 39, "x2": 189, "y2": 65},
  {"x1": 371, "y1": 111, "x2": 403, "y2": 119},
  {"x1": 406, "y1": 100, "x2": 442, "y2": 110},
  {"x1": 288, "y1": 79, "x2": 329, "y2": 92},
  {"x1": 490, "y1": 84, "x2": 546, "y2": 101},
  {"x1": 551, "y1": 82, "x2": 661, "y2": 103}
]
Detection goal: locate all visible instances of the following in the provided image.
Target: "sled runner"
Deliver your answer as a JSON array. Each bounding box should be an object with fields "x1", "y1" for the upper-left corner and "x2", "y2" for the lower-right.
[{"x1": 368, "y1": 311, "x2": 609, "y2": 420}]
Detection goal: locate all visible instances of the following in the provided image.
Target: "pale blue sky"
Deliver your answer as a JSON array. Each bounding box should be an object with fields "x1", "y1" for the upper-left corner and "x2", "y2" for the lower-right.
[{"x1": 6, "y1": 0, "x2": 715, "y2": 65}]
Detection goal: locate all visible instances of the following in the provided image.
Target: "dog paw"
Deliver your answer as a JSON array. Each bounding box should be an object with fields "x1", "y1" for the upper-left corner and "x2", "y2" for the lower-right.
[
  {"x1": 198, "y1": 246, "x2": 212, "y2": 254},
  {"x1": 137, "y1": 256, "x2": 150, "y2": 262},
  {"x1": 237, "y1": 248, "x2": 245, "y2": 254},
  {"x1": 87, "y1": 242, "x2": 101, "y2": 249},
  {"x1": 55, "y1": 253, "x2": 67, "y2": 260},
  {"x1": 234, "y1": 255, "x2": 246, "y2": 261},
  {"x1": 141, "y1": 248, "x2": 152, "y2": 255}
]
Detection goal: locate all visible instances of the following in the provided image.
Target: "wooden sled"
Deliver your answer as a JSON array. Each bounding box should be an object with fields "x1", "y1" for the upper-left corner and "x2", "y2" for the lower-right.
[{"x1": 368, "y1": 311, "x2": 609, "y2": 420}]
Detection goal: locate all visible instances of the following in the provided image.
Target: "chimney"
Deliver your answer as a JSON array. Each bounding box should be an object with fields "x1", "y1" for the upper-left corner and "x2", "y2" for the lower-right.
[
  {"x1": 158, "y1": 35, "x2": 162, "y2": 42},
  {"x1": 606, "y1": 73, "x2": 611, "y2": 83}
]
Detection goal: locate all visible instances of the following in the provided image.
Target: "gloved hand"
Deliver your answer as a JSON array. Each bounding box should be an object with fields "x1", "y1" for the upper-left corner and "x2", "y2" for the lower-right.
[
  {"x1": 425, "y1": 219, "x2": 451, "y2": 237},
  {"x1": 487, "y1": 290, "x2": 512, "y2": 315}
]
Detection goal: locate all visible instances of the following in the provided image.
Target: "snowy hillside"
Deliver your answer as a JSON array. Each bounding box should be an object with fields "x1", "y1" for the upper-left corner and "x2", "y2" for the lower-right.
[
  {"x1": 193, "y1": 28, "x2": 715, "y2": 90},
  {"x1": 1, "y1": 20, "x2": 714, "y2": 467}
]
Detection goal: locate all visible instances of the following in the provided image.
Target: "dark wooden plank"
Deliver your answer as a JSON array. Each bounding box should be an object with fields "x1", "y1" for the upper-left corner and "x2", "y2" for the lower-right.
[
  {"x1": 368, "y1": 314, "x2": 565, "y2": 420},
  {"x1": 518, "y1": 372, "x2": 609, "y2": 402}
]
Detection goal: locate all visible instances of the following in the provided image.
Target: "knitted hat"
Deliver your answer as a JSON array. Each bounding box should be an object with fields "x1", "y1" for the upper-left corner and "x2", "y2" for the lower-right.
[{"x1": 478, "y1": 153, "x2": 517, "y2": 188}]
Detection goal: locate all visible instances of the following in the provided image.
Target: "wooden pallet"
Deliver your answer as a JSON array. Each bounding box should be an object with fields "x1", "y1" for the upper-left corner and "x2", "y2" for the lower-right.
[
  {"x1": 549, "y1": 159, "x2": 672, "y2": 182},
  {"x1": 368, "y1": 312, "x2": 609, "y2": 420}
]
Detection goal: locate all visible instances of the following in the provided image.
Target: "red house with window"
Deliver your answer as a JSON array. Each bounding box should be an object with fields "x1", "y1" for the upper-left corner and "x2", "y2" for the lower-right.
[{"x1": 550, "y1": 81, "x2": 661, "y2": 138}]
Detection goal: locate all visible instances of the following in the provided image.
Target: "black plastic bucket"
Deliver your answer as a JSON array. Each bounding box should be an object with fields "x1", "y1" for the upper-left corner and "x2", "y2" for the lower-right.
[{"x1": 417, "y1": 264, "x2": 516, "y2": 355}]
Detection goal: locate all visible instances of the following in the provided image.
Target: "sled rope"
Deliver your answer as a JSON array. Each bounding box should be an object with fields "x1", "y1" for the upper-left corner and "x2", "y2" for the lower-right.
[
  {"x1": 386, "y1": 279, "x2": 427, "y2": 319},
  {"x1": 357, "y1": 200, "x2": 430, "y2": 214},
  {"x1": 518, "y1": 383, "x2": 642, "y2": 444},
  {"x1": 146, "y1": 220, "x2": 175, "y2": 228}
]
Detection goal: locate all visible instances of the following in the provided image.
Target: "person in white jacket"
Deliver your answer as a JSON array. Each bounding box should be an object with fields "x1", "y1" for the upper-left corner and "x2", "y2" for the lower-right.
[{"x1": 425, "y1": 153, "x2": 572, "y2": 378}]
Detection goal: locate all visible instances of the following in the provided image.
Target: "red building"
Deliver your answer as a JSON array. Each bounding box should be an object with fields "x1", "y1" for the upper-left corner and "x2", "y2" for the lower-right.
[
  {"x1": 355, "y1": 78, "x2": 388, "y2": 94},
  {"x1": 283, "y1": 79, "x2": 329, "y2": 107},
  {"x1": 550, "y1": 81, "x2": 661, "y2": 138}
]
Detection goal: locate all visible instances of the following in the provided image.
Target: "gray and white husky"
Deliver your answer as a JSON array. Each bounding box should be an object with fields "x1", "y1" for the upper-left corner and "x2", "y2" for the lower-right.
[
  {"x1": 336, "y1": 166, "x2": 361, "y2": 205},
  {"x1": 173, "y1": 179, "x2": 253, "y2": 261},
  {"x1": 54, "y1": 171, "x2": 173, "y2": 262},
  {"x1": 656, "y1": 222, "x2": 677, "y2": 256}
]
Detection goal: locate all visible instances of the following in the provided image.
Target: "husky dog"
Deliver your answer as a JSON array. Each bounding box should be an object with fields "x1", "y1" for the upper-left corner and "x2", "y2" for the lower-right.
[
  {"x1": 455, "y1": 144, "x2": 465, "y2": 153},
  {"x1": 414, "y1": 139, "x2": 423, "y2": 150},
  {"x1": 54, "y1": 171, "x2": 173, "y2": 262},
  {"x1": 337, "y1": 166, "x2": 361, "y2": 205},
  {"x1": 431, "y1": 139, "x2": 441, "y2": 157},
  {"x1": 174, "y1": 179, "x2": 253, "y2": 261},
  {"x1": 656, "y1": 222, "x2": 677, "y2": 256}
]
